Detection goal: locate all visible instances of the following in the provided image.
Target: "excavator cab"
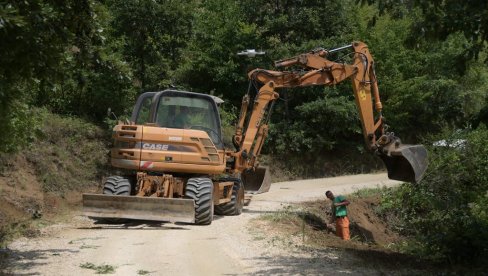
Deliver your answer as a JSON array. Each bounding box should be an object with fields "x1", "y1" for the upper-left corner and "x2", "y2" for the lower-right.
[{"x1": 130, "y1": 90, "x2": 224, "y2": 149}]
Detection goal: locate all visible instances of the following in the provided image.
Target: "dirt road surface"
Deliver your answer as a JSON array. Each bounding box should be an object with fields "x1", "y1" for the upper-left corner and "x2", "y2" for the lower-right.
[{"x1": 5, "y1": 173, "x2": 400, "y2": 275}]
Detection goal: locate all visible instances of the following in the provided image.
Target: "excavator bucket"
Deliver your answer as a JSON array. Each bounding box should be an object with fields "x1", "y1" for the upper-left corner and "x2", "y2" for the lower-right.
[
  {"x1": 241, "y1": 166, "x2": 271, "y2": 194},
  {"x1": 379, "y1": 144, "x2": 428, "y2": 183},
  {"x1": 83, "y1": 194, "x2": 196, "y2": 223}
]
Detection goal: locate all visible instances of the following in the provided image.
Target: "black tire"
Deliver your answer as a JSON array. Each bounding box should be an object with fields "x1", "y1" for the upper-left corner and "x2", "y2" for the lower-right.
[
  {"x1": 95, "y1": 176, "x2": 133, "y2": 223},
  {"x1": 185, "y1": 178, "x2": 214, "y2": 225},
  {"x1": 214, "y1": 177, "x2": 244, "y2": 216},
  {"x1": 103, "y1": 176, "x2": 132, "y2": 195}
]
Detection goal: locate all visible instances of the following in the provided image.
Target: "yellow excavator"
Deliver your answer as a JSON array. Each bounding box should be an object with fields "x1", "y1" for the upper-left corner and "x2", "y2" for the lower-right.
[{"x1": 83, "y1": 41, "x2": 428, "y2": 224}]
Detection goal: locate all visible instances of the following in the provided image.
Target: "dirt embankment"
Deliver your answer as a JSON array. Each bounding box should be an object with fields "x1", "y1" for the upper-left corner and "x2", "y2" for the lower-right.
[
  {"x1": 348, "y1": 195, "x2": 401, "y2": 245},
  {"x1": 0, "y1": 111, "x2": 109, "y2": 244},
  {"x1": 308, "y1": 195, "x2": 401, "y2": 246}
]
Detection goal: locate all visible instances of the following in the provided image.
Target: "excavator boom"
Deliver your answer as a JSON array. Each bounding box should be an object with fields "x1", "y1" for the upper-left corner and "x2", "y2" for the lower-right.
[{"x1": 233, "y1": 41, "x2": 428, "y2": 183}]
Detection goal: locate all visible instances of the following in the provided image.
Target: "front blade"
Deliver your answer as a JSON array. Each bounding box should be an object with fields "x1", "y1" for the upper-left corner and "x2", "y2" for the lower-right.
[
  {"x1": 83, "y1": 194, "x2": 196, "y2": 223},
  {"x1": 379, "y1": 144, "x2": 428, "y2": 183},
  {"x1": 241, "y1": 166, "x2": 271, "y2": 194}
]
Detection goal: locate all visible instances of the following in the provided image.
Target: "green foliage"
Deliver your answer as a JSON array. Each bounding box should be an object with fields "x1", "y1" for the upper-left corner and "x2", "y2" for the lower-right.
[
  {"x1": 0, "y1": 100, "x2": 41, "y2": 152},
  {"x1": 38, "y1": 2, "x2": 137, "y2": 120},
  {"x1": 0, "y1": 0, "x2": 89, "y2": 83},
  {"x1": 362, "y1": 0, "x2": 488, "y2": 60},
  {"x1": 109, "y1": 0, "x2": 194, "y2": 91},
  {"x1": 358, "y1": 12, "x2": 488, "y2": 141},
  {"x1": 219, "y1": 104, "x2": 238, "y2": 149},
  {"x1": 0, "y1": 0, "x2": 99, "y2": 150},
  {"x1": 175, "y1": 0, "x2": 260, "y2": 103},
  {"x1": 380, "y1": 127, "x2": 488, "y2": 262},
  {"x1": 80, "y1": 262, "x2": 116, "y2": 274},
  {"x1": 269, "y1": 90, "x2": 361, "y2": 154}
]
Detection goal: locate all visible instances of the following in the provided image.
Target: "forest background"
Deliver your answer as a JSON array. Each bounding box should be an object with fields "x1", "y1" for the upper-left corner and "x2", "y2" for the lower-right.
[{"x1": 1, "y1": 0, "x2": 487, "y2": 263}]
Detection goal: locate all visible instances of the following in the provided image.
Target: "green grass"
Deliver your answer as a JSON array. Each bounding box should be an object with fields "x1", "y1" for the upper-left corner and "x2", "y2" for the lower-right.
[
  {"x1": 80, "y1": 262, "x2": 116, "y2": 274},
  {"x1": 349, "y1": 186, "x2": 390, "y2": 199},
  {"x1": 80, "y1": 244, "x2": 100, "y2": 249},
  {"x1": 259, "y1": 204, "x2": 300, "y2": 222},
  {"x1": 0, "y1": 219, "x2": 45, "y2": 247}
]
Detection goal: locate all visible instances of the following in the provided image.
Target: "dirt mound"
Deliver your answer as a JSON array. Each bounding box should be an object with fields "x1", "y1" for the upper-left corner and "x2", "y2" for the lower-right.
[
  {"x1": 254, "y1": 194, "x2": 403, "y2": 252},
  {"x1": 0, "y1": 155, "x2": 43, "y2": 225},
  {"x1": 348, "y1": 195, "x2": 401, "y2": 246},
  {"x1": 0, "y1": 153, "x2": 96, "y2": 245}
]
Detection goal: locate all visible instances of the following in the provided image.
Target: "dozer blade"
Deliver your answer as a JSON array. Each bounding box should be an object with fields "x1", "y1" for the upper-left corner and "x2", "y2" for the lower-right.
[
  {"x1": 241, "y1": 166, "x2": 271, "y2": 194},
  {"x1": 83, "y1": 194, "x2": 196, "y2": 223},
  {"x1": 379, "y1": 144, "x2": 428, "y2": 183}
]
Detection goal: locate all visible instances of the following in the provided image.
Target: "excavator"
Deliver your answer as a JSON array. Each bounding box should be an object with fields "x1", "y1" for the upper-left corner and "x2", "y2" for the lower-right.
[{"x1": 83, "y1": 41, "x2": 428, "y2": 225}]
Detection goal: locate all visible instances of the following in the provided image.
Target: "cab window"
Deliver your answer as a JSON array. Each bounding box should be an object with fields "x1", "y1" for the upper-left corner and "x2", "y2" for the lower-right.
[{"x1": 155, "y1": 95, "x2": 222, "y2": 147}]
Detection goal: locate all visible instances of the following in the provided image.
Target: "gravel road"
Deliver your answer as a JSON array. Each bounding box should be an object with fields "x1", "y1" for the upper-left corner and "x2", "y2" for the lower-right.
[{"x1": 5, "y1": 173, "x2": 400, "y2": 275}]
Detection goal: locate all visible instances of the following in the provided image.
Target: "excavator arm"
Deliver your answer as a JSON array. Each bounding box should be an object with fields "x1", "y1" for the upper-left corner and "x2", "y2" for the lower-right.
[{"x1": 231, "y1": 41, "x2": 428, "y2": 183}]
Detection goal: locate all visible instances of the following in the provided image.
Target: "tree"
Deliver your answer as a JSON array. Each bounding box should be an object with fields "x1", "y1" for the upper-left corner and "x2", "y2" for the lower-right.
[
  {"x1": 361, "y1": 0, "x2": 488, "y2": 59},
  {"x1": 108, "y1": 0, "x2": 194, "y2": 92},
  {"x1": 175, "y1": 0, "x2": 261, "y2": 103},
  {"x1": 382, "y1": 127, "x2": 488, "y2": 262},
  {"x1": 0, "y1": 0, "x2": 102, "y2": 151}
]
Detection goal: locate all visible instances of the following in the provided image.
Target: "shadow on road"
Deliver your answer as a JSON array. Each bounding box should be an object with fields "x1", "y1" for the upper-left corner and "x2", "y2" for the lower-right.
[
  {"x1": 77, "y1": 220, "x2": 190, "y2": 230},
  {"x1": 79, "y1": 215, "x2": 227, "y2": 230},
  {"x1": 242, "y1": 209, "x2": 283, "y2": 214},
  {"x1": 239, "y1": 246, "x2": 445, "y2": 275},
  {"x1": 1, "y1": 247, "x2": 79, "y2": 275}
]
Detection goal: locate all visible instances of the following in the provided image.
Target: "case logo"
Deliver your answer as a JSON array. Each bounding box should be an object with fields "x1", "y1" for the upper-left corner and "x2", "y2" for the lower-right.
[{"x1": 142, "y1": 143, "x2": 169, "y2": 151}]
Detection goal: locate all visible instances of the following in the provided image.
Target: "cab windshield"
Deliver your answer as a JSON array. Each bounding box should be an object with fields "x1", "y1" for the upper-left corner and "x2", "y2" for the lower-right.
[
  {"x1": 131, "y1": 92, "x2": 223, "y2": 148},
  {"x1": 155, "y1": 95, "x2": 222, "y2": 147}
]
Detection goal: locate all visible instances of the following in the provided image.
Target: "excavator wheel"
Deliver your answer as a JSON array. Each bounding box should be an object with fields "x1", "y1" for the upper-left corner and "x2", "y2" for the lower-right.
[
  {"x1": 103, "y1": 176, "x2": 132, "y2": 196},
  {"x1": 214, "y1": 178, "x2": 244, "y2": 216},
  {"x1": 185, "y1": 178, "x2": 214, "y2": 225},
  {"x1": 92, "y1": 176, "x2": 133, "y2": 223}
]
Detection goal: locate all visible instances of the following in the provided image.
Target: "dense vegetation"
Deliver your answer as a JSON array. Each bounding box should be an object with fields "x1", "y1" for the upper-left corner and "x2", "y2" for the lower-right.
[
  {"x1": 1, "y1": 0, "x2": 487, "y2": 263},
  {"x1": 379, "y1": 127, "x2": 488, "y2": 262}
]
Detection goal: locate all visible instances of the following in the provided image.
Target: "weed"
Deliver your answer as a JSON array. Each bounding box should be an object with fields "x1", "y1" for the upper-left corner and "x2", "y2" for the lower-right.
[
  {"x1": 350, "y1": 187, "x2": 387, "y2": 199},
  {"x1": 0, "y1": 219, "x2": 42, "y2": 247},
  {"x1": 80, "y1": 262, "x2": 116, "y2": 274},
  {"x1": 137, "y1": 269, "x2": 151, "y2": 275},
  {"x1": 80, "y1": 244, "x2": 100, "y2": 249},
  {"x1": 69, "y1": 237, "x2": 105, "y2": 244}
]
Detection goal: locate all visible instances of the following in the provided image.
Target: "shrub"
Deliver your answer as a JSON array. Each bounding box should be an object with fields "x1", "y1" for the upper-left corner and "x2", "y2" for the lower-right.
[{"x1": 381, "y1": 126, "x2": 488, "y2": 262}]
